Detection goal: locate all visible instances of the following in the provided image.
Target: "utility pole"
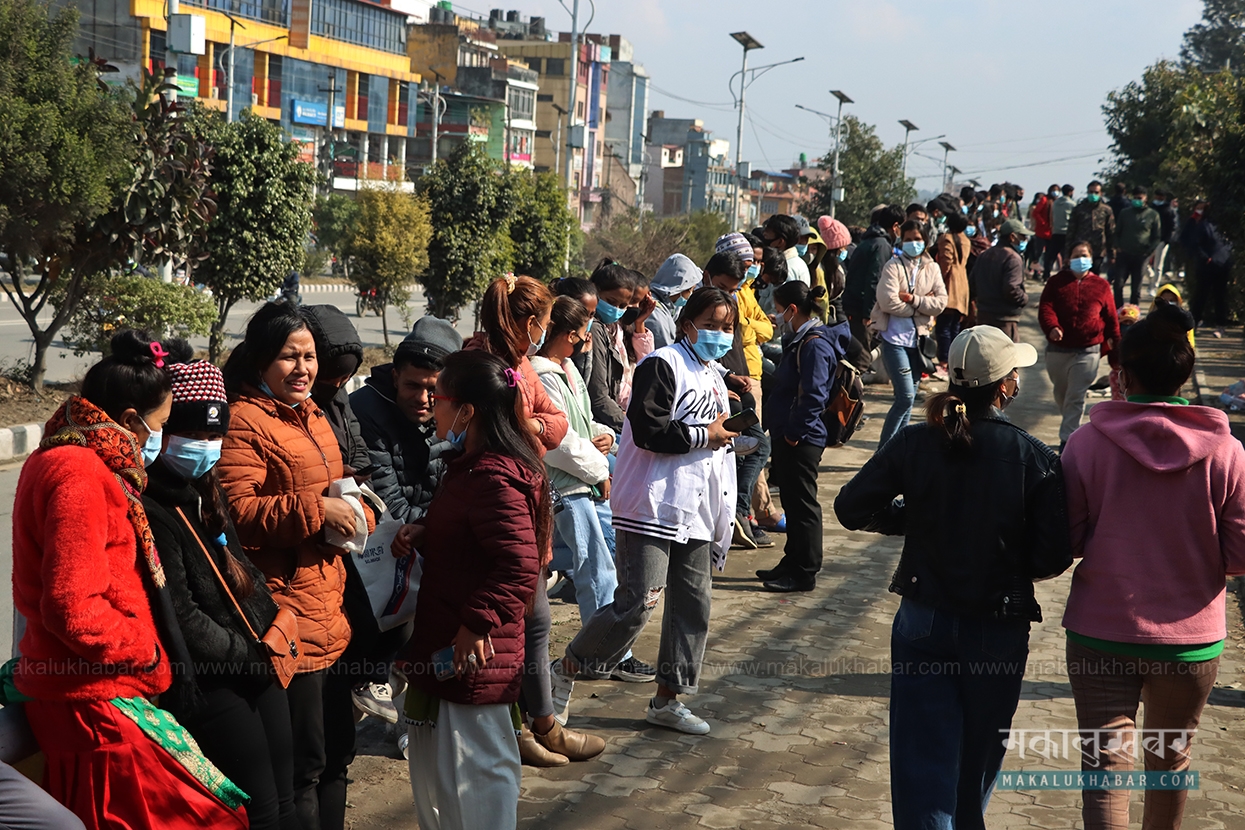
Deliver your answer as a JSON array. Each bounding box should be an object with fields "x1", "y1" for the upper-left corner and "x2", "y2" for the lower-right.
[
  {"x1": 563, "y1": 0, "x2": 580, "y2": 219},
  {"x1": 729, "y1": 32, "x2": 762, "y2": 232},
  {"x1": 829, "y1": 90, "x2": 853, "y2": 220},
  {"x1": 319, "y1": 71, "x2": 342, "y2": 185},
  {"x1": 939, "y1": 141, "x2": 956, "y2": 193},
  {"x1": 899, "y1": 119, "x2": 918, "y2": 182},
  {"x1": 430, "y1": 70, "x2": 444, "y2": 166},
  {"x1": 226, "y1": 15, "x2": 244, "y2": 122},
  {"x1": 552, "y1": 103, "x2": 566, "y2": 182}
]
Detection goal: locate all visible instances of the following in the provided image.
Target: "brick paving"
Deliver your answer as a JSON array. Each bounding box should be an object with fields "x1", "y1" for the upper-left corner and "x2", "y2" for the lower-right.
[{"x1": 343, "y1": 302, "x2": 1245, "y2": 829}]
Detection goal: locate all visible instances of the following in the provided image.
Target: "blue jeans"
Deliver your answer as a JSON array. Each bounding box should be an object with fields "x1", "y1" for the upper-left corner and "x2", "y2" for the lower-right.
[
  {"x1": 879, "y1": 341, "x2": 923, "y2": 450},
  {"x1": 552, "y1": 494, "x2": 627, "y2": 675},
  {"x1": 735, "y1": 426, "x2": 770, "y2": 517},
  {"x1": 889, "y1": 598, "x2": 1030, "y2": 830}
]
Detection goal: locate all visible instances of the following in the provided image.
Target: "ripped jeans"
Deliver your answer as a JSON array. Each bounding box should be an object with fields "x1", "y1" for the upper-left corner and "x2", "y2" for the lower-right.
[{"x1": 565, "y1": 530, "x2": 712, "y2": 695}]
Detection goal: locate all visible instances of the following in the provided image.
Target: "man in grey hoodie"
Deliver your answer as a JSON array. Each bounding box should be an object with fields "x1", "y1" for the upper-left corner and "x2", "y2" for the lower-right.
[{"x1": 648, "y1": 253, "x2": 701, "y2": 349}]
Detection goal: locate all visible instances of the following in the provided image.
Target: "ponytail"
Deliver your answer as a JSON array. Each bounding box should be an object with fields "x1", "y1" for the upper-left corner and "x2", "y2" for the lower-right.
[
  {"x1": 479, "y1": 275, "x2": 554, "y2": 368},
  {"x1": 924, "y1": 381, "x2": 1003, "y2": 453},
  {"x1": 773, "y1": 281, "x2": 828, "y2": 318}
]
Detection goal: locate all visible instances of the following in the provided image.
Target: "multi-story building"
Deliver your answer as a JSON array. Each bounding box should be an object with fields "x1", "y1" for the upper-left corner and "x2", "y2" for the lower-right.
[
  {"x1": 644, "y1": 112, "x2": 733, "y2": 220},
  {"x1": 73, "y1": 0, "x2": 424, "y2": 192},
  {"x1": 596, "y1": 35, "x2": 647, "y2": 181},
  {"x1": 456, "y1": 59, "x2": 539, "y2": 168}
]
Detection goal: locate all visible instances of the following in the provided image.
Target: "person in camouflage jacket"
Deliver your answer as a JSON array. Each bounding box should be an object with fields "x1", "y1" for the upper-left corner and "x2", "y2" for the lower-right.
[{"x1": 1065, "y1": 181, "x2": 1116, "y2": 272}]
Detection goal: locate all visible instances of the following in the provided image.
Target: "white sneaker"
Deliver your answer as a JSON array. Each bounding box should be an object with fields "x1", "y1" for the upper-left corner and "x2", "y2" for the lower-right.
[
  {"x1": 732, "y1": 436, "x2": 760, "y2": 455},
  {"x1": 351, "y1": 682, "x2": 398, "y2": 724},
  {"x1": 398, "y1": 731, "x2": 409, "y2": 760},
  {"x1": 646, "y1": 698, "x2": 711, "y2": 735},
  {"x1": 550, "y1": 659, "x2": 575, "y2": 726}
]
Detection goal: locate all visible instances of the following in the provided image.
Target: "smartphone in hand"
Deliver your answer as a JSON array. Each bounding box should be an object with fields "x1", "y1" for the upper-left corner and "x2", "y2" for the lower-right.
[{"x1": 722, "y1": 408, "x2": 759, "y2": 434}]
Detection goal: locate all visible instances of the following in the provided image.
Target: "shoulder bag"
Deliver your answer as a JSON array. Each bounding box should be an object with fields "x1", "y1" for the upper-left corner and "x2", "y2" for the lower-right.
[{"x1": 175, "y1": 507, "x2": 301, "y2": 688}]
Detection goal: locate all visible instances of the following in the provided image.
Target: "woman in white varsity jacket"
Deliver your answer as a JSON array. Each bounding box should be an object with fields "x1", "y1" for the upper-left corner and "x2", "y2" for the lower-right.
[{"x1": 552, "y1": 287, "x2": 741, "y2": 736}]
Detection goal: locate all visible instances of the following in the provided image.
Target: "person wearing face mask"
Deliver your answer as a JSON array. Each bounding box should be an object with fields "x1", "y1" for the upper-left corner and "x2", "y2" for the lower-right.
[
  {"x1": 1039, "y1": 241, "x2": 1120, "y2": 453},
  {"x1": 969, "y1": 218, "x2": 1033, "y2": 343},
  {"x1": 1147, "y1": 188, "x2": 1179, "y2": 283},
  {"x1": 140, "y1": 345, "x2": 297, "y2": 830},
  {"x1": 579, "y1": 261, "x2": 638, "y2": 432},
  {"x1": 13, "y1": 330, "x2": 252, "y2": 829},
  {"x1": 933, "y1": 211, "x2": 972, "y2": 378},
  {"x1": 649, "y1": 253, "x2": 700, "y2": 349},
  {"x1": 1112, "y1": 185, "x2": 1162, "y2": 307},
  {"x1": 834, "y1": 326, "x2": 1071, "y2": 830},
  {"x1": 398, "y1": 350, "x2": 552, "y2": 830},
  {"x1": 551, "y1": 287, "x2": 740, "y2": 737},
  {"x1": 1066, "y1": 180, "x2": 1116, "y2": 274},
  {"x1": 1180, "y1": 200, "x2": 1233, "y2": 336},
  {"x1": 816, "y1": 216, "x2": 853, "y2": 325},
  {"x1": 1030, "y1": 185, "x2": 1055, "y2": 281},
  {"x1": 1046, "y1": 184, "x2": 1076, "y2": 279},
  {"x1": 219, "y1": 301, "x2": 375, "y2": 830},
  {"x1": 762, "y1": 214, "x2": 811, "y2": 285},
  {"x1": 871, "y1": 220, "x2": 948, "y2": 449},
  {"x1": 844, "y1": 204, "x2": 906, "y2": 359}
]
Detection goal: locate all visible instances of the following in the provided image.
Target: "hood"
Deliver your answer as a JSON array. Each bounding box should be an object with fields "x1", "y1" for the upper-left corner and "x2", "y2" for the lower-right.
[
  {"x1": 652, "y1": 253, "x2": 702, "y2": 297},
  {"x1": 528, "y1": 355, "x2": 567, "y2": 378},
  {"x1": 1150, "y1": 283, "x2": 1183, "y2": 312},
  {"x1": 1087, "y1": 401, "x2": 1232, "y2": 472},
  {"x1": 365, "y1": 362, "x2": 398, "y2": 400},
  {"x1": 863, "y1": 224, "x2": 889, "y2": 241},
  {"x1": 303, "y1": 304, "x2": 364, "y2": 365}
]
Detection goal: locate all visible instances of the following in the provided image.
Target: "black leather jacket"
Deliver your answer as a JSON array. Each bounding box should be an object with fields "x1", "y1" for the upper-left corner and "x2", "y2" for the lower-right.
[{"x1": 834, "y1": 414, "x2": 1072, "y2": 621}]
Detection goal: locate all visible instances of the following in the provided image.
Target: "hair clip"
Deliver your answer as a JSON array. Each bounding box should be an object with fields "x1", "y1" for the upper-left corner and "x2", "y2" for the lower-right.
[
  {"x1": 149, "y1": 341, "x2": 169, "y2": 369},
  {"x1": 503, "y1": 368, "x2": 520, "y2": 388},
  {"x1": 953, "y1": 403, "x2": 967, "y2": 415},
  {"x1": 503, "y1": 273, "x2": 516, "y2": 294}
]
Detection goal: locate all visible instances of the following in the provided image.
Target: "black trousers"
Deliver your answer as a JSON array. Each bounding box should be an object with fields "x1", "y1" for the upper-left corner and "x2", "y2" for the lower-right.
[
  {"x1": 1191, "y1": 260, "x2": 1232, "y2": 326},
  {"x1": 767, "y1": 439, "x2": 825, "y2": 581},
  {"x1": 1044, "y1": 233, "x2": 1066, "y2": 279},
  {"x1": 286, "y1": 668, "x2": 357, "y2": 830},
  {"x1": 173, "y1": 682, "x2": 298, "y2": 830},
  {"x1": 1114, "y1": 251, "x2": 1148, "y2": 307}
]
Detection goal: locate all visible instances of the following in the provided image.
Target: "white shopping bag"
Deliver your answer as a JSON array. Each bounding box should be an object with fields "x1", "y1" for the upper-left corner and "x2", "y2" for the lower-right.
[
  {"x1": 326, "y1": 478, "x2": 369, "y2": 553},
  {"x1": 354, "y1": 516, "x2": 422, "y2": 631}
]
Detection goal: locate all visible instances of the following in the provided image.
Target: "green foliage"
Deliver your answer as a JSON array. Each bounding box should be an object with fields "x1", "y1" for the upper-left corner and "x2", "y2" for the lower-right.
[
  {"x1": 312, "y1": 193, "x2": 360, "y2": 278},
  {"x1": 509, "y1": 171, "x2": 573, "y2": 282},
  {"x1": 1181, "y1": 0, "x2": 1245, "y2": 73},
  {"x1": 416, "y1": 142, "x2": 515, "y2": 319},
  {"x1": 344, "y1": 185, "x2": 431, "y2": 345},
  {"x1": 1101, "y1": 61, "x2": 1191, "y2": 190},
  {"x1": 800, "y1": 115, "x2": 915, "y2": 228},
  {"x1": 583, "y1": 209, "x2": 728, "y2": 276},
  {"x1": 64, "y1": 271, "x2": 217, "y2": 356},
  {"x1": 190, "y1": 108, "x2": 317, "y2": 359}
]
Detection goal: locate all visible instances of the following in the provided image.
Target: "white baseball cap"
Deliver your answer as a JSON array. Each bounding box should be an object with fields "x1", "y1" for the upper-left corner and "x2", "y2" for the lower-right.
[{"x1": 948, "y1": 326, "x2": 1038, "y2": 387}]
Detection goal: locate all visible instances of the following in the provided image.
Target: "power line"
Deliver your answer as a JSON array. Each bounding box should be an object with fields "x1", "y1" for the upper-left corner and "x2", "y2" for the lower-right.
[
  {"x1": 957, "y1": 151, "x2": 1109, "y2": 177},
  {"x1": 647, "y1": 82, "x2": 735, "y2": 111},
  {"x1": 953, "y1": 129, "x2": 1105, "y2": 149}
]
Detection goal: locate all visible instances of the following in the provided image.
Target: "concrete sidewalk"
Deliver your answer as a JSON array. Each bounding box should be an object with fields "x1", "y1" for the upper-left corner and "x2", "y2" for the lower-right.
[{"x1": 342, "y1": 300, "x2": 1245, "y2": 829}]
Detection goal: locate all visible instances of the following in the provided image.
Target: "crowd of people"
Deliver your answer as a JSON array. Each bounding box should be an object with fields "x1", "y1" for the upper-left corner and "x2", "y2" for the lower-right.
[{"x1": 1, "y1": 178, "x2": 1242, "y2": 830}]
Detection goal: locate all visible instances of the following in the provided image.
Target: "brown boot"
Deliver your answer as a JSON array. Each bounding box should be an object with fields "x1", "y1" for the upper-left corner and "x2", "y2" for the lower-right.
[
  {"x1": 518, "y1": 725, "x2": 569, "y2": 767},
  {"x1": 533, "y1": 720, "x2": 605, "y2": 762}
]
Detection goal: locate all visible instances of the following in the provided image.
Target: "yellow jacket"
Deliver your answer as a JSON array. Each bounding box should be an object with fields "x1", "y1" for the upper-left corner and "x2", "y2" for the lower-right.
[{"x1": 738, "y1": 284, "x2": 774, "y2": 380}]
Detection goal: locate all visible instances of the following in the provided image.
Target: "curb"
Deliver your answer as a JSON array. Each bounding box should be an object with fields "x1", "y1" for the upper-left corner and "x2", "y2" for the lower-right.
[
  {"x1": 0, "y1": 423, "x2": 43, "y2": 464},
  {"x1": 300, "y1": 283, "x2": 353, "y2": 293}
]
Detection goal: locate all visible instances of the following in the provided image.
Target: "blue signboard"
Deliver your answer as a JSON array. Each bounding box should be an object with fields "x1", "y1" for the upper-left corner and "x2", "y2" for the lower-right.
[{"x1": 292, "y1": 99, "x2": 345, "y2": 128}]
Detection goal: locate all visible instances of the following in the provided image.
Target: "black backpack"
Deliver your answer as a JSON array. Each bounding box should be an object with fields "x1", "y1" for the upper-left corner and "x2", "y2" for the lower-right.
[{"x1": 795, "y1": 334, "x2": 866, "y2": 448}]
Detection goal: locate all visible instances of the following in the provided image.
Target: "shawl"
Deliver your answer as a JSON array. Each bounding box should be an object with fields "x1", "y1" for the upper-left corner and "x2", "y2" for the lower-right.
[{"x1": 41, "y1": 396, "x2": 166, "y2": 587}]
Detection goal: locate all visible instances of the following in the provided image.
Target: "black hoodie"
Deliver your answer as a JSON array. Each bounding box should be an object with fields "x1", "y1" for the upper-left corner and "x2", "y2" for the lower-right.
[
  {"x1": 843, "y1": 224, "x2": 895, "y2": 318},
  {"x1": 302, "y1": 305, "x2": 370, "y2": 472}
]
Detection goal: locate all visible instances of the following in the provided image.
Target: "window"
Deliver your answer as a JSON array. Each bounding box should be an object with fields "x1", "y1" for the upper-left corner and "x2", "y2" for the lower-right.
[
  {"x1": 507, "y1": 86, "x2": 534, "y2": 121},
  {"x1": 525, "y1": 58, "x2": 542, "y2": 73},
  {"x1": 545, "y1": 58, "x2": 564, "y2": 76},
  {"x1": 180, "y1": 0, "x2": 287, "y2": 26},
  {"x1": 537, "y1": 93, "x2": 553, "y2": 102},
  {"x1": 356, "y1": 74, "x2": 369, "y2": 121},
  {"x1": 310, "y1": 0, "x2": 405, "y2": 54},
  {"x1": 267, "y1": 54, "x2": 283, "y2": 105}
]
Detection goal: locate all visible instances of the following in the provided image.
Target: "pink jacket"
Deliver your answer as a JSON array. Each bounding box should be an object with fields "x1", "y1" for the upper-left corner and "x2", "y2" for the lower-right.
[{"x1": 1062, "y1": 401, "x2": 1245, "y2": 644}]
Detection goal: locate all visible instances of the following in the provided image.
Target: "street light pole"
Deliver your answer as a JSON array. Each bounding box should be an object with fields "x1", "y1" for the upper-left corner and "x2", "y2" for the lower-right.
[
  {"x1": 563, "y1": 0, "x2": 580, "y2": 216},
  {"x1": 829, "y1": 90, "x2": 852, "y2": 220},
  {"x1": 899, "y1": 119, "x2": 918, "y2": 182},
  {"x1": 729, "y1": 31, "x2": 762, "y2": 232},
  {"x1": 938, "y1": 141, "x2": 956, "y2": 192}
]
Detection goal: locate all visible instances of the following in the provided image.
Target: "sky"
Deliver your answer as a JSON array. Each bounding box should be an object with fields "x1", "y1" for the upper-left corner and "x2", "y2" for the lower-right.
[{"x1": 447, "y1": 0, "x2": 1204, "y2": 197}]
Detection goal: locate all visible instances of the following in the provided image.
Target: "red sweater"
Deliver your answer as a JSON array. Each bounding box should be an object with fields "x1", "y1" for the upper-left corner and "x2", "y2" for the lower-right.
[
  {"x1": 1038, "y1": 270, "x2": 1120, "y2": 350},
  {"x1": 1032, "y1": 196, "x2": 1053, "y2": 238},
  {"x1": 12, "y1": 446, "x2": 170, "y2": 701}
]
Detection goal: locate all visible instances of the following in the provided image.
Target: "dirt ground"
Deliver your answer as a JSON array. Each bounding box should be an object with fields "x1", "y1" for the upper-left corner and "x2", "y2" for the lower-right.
[{"x1": 0, "y1": 378, "x2": 73, "y2": 429}]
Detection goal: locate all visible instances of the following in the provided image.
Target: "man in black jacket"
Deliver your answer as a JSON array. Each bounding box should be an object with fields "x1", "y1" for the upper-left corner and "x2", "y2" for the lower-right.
[
  {"x1": 843, "y1": 204, "x2": 905, "y2": 364},
  {"x1": 970, "y1": 219, "x2": 1032, "y2": 342}
]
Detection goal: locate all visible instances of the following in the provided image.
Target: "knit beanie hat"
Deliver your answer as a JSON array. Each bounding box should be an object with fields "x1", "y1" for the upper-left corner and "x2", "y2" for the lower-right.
[
  {"x1": 714, "y1": 232, "x2": 755, "y2": 261},
  {"x1": 166, "y1": 360, "x2": 230, "y2": 434},
  {"x1": 817, "y1": 216, "x2": 852, "y2": 249}
]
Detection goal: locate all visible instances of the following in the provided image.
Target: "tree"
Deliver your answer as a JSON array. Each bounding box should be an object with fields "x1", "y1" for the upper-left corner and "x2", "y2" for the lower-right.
[
  {"x1": 1101, "y1": 61, "x2": 1192, "y2": 189},
  {"x1": 191, "y1": 108, "x2": 317, "y2": 360},
  {"x1": 582, "y1": 209, "x2": 729, "y2": 276},
  {"x1": 344, "y1": 184, "x2": 431, "y2": 346},
  {"x1": 416, "y1": 142, "x2": 514, "y2": 319},
  {"x1": 1182, "y1": 0, "x2": 1245, "y2": 73},
  {"x1": 0, "y1": 0, "x2": 211, "y2": 391},
  {"x1": 509, "y1": 171, "x2": 573, "y2": 282},
  {"x1": 312, "y1": 193, "x2": 359, "y2": 279},
  {"x1": 800, "y1": 115, "x2": 915, "y2": 227},
  {"x1": 64, "y1": 271, "x2": 217, "y2": 356}
]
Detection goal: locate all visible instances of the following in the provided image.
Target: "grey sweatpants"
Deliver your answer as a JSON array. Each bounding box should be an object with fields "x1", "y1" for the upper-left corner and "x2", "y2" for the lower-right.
[
  {"x1": 567, "y1": 529, "x2": 712, "y2": 695},
  {"x1": 1046, "y1": 346, "x2": 1101, "y2": 443},
  {"x1": 0, "y1": 762, "x2": 85, "y2": 830}
]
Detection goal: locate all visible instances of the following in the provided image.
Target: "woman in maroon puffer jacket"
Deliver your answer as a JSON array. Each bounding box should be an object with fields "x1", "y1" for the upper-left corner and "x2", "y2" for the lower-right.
[{"x1": 397, "y1": 350, "x2": 553, "y2": 830}]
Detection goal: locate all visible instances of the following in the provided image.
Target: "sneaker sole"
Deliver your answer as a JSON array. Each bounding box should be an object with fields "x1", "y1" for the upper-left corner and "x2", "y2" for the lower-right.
[
  {"x1": 610, "y1": 669, "x2": 657, "y2": 683},
  {"x1": 352, "y1": 698, "x2": 400, "y2": 724},
  {"x1": 645, "y1": 710, "x2": 710, "y2": 735}
]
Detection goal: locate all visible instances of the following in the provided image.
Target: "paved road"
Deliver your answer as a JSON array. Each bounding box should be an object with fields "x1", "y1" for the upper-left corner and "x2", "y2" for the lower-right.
[{"x1": 0, "y1": 285, "x2": 474, "y2": 385}]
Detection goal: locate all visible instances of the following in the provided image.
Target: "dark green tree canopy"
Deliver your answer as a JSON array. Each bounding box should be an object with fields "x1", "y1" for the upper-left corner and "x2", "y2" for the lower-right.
[
  {"x1": 1182, "y1": 0, "x2": 1245, "y2": 73},
  {"x1": 800, "y1": 115, "x2": 915, "y2": 228}
]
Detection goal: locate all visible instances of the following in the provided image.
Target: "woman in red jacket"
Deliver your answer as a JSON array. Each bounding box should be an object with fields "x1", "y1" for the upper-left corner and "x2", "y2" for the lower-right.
[
  {"x1": 400, "y1": 350, "x2": 551, "y2": 829},
  {"x1": 12, "y1": 331, "x2": 247, "y2": 829},
  {"x1": 1038, "y1": 241, "x2": 1120, "y2": 452},
  {"x1": 464, "y1": 276, "x2": 601, "y2": 764}
]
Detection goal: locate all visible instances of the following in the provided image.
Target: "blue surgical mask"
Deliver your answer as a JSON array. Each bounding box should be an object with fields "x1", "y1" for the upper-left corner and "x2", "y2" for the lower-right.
[
  {"x1": 527, "y1": 322, "x2": 546, "y2": 357},
  {"x1": 902, "y1": 240, "x2": 925, "y2": 258},
  {"x1": 1016, "y1": 239, "x2": 1029, "y2": 253},
  {"x1": 1070, "y1": 256, "x2": 1093, "y2": 275},
  {"x1": 745, "y1": 263, "x2": 761, "y2": 282},
  {"x1": 139, "y1": 417, "x2": 163, "y2": 467},
  {"x1": 162, "y1": 436, "x2": 222, "y2": 480},
  {"x1": 586, "y1": 319, "x2": 594, "y2": 333},
  {"x1": 1152, "y1": 200, "x2": 1166, "y2": 207},
  {"x1": 445, "y1": 408, "x2": 468, "y2": 450},
  {"x1": 258, "y1": 379, "x2": 300, "y2": 408},
  {"x1": 596, "y1": 299, "x2": 625, "y2": 324},
  {"x1": 961, "y1": 204, "x2": 969, "y2": 214},
  {"x1": 689, "y1": 329, "x2": 733, "y2": 362},
  {"x1": 837, "y1": 249, "x2": 848, "y2": 262},
  {"x1": 673, "y1": 295, "x2": 689, "y2": 309},
  {"x1": 795, "y1": 243, "x2": 809, "y2": 257},
  {"x1": 965, "y1": 225, "x2": 977, "y2": 238}
]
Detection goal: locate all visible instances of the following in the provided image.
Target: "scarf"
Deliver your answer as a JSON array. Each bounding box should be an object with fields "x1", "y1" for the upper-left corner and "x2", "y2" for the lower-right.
[{"x1": 41, "y1": 396, "x2": 166, "y2": 588}]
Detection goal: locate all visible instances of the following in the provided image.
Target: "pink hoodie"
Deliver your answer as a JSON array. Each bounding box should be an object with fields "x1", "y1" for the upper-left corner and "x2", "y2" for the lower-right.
[{"x1": 1062, "y1": 401, "x2": 1245, "y2": 644}]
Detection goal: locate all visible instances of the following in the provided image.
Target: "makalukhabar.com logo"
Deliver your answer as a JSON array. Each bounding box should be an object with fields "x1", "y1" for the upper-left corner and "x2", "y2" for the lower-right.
[
  {"x1": 997, "y1": 771, "x2": 1199, "y2": 791},
  {"x1": 996, "y1": 728, "x2": 1200, "y2": 790}
]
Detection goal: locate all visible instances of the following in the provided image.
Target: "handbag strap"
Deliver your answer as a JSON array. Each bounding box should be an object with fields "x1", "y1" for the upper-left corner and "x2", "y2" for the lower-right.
[{"x1": 173, "y1": 506, "x2": 261, "y2": 642}]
